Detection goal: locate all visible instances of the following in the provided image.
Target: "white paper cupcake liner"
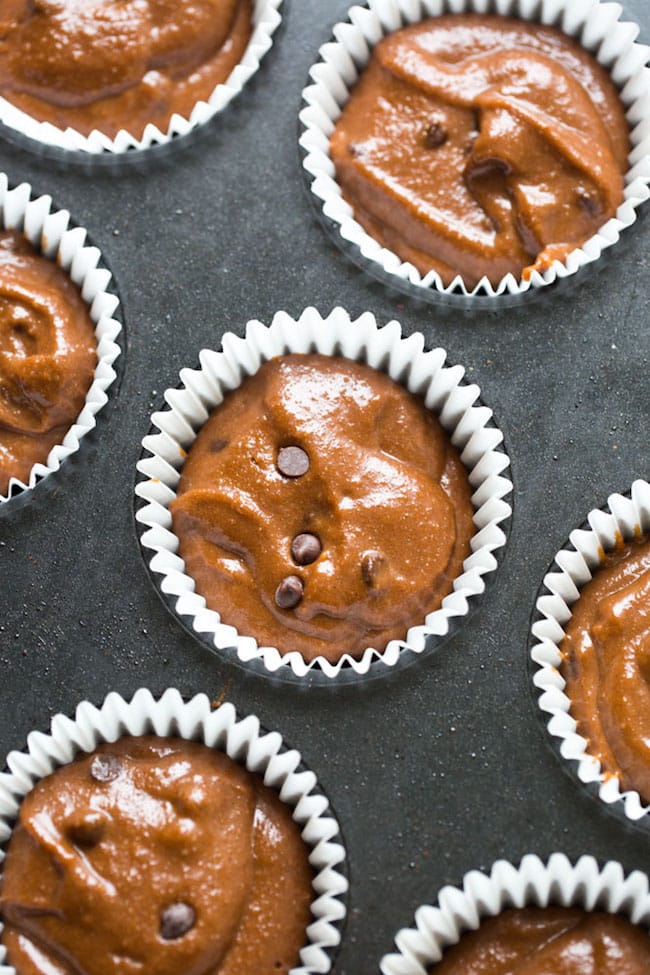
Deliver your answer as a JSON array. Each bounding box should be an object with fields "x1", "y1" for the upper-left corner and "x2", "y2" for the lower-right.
[
  {"x1": 0, "y1": 0, "x2": 283, "y2": 154},
  {"x1": 0, "y1": 176, "x2": 122, "y2": 503},
  {"x1": 0, "y1": 687, "x2": 347, "y2": 975},
  {"x1": 299, "y1": 0, "x2": 650, "y2": 299},
  {"x1": 135, "y1": 306, "x2": 512, "y2": 680},
  {"x1": 531, "y1": 479, "x2": 650, "y2": 823},
  {"x1": 380, "y1": 852, "x2": 650, "y2": 974}
]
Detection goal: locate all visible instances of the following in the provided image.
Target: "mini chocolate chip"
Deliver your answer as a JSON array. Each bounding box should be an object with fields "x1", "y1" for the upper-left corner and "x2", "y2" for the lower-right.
[
  {"x1": 210, "y1": 438, "x2": 228, "y2": 453},
  {"x1": 468, "y1": 156, "x2": 512, "y2": 179},
  {"x1": 361, "y1": 551, "x2": 386, "y2": 588},
  {"x1": 90, "y1": 755, "x2": 122, "y2": 783},
  {"x1": 277, "y1": 446, "x2": 309, "y2": 478},
  {"x1": 275, "y1": 575, "x2": 304, "y2": 609},
  {"x1": 291, "y1": 533, "x2": 322, "y2": 566},
  {"x1": 160, "y1": 902, "x2": 196, "y2": 941},
  {"x1": 424, "y1": 121, "x2": 448, "y2": 148},
  {"x1": 348, "y1": 141, "x2": 366, "y2": 159},
  {"x1": 576, "y1": 187, "x2": 599, "y2": 218},
  {"x1": 67, "y1": 813, "x2": 105, "y2": 848}
]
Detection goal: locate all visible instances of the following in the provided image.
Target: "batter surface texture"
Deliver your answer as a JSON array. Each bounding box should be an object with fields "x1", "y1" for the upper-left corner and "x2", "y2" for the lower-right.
[
  {"x1": 330, "y1": 15, "x2": 629, "y2": 288},
  {"x1": 0, "y1": 736, "x2": 313, "y2": 975},
  {"x1": 0, "y1": 0, "x2": 253, "y2": 138},
  {"x1": 0, "y1": 230, "x2": 97, "y2": 494},
  {"x1": 171, "y1": 354, "x2": 475, "y2": 662},
  {"x1": 560, "y1": 535, "x2": 650, "y2": 803}
]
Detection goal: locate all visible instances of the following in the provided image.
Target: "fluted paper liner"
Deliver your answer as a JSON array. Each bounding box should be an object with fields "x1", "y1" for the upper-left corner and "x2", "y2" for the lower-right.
[
  {"x1": 531, "y1": 479, "x2": 650, "y2": 822},
  {"x1": 0, "y1": 176, "x2": 122, "y2": 503},
  {"x1": 380, "y1": 853, "x2": 650, "y2": 974},
  {"x1": 0, "y1": 688, "x2": 347, "y2": 975},
  {"x1": 0, "y1": 0, "x2": 282, "y2": 154},
  {"x1": 299, "y1": 0, "x2": 650, "y2": 299},
  {"x1": 135, "y1": 307, "x2": 512, "y2": 679}
]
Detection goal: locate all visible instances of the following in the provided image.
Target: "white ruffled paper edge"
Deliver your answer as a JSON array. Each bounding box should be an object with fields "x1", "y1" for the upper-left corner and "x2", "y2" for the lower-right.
[
  {"x1": 135, "y1": 306, "x2": 512, "y2": 679},
  {"x1": 0, "y1": 176, "x2": 122, "y2": 503},
  {"x1": 0, "y1": 0, "x2": 283, "y2": 154},
  {"x1": 0, "y1": 687, "x2": 347, "y2": 975},
  {"x1": 299, "y1": 0, "x2": 650, "y2": 298},
  {"x1": 531, "y1": 479, "x2": 650, "y2": 822},
  {"x1": 380, "y1": 852, "x2": 650, "y2": 974}
]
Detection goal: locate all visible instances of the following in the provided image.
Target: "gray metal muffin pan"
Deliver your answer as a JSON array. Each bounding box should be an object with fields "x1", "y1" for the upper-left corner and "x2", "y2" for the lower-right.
[{"x1": 1, "y1": 1, "x2": 650, "y2": 971}]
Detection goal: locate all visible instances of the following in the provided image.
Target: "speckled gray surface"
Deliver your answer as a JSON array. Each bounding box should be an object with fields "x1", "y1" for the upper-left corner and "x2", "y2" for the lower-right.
[{"x1": 1, "y1": 1, "x2": 650, "y2": 971}]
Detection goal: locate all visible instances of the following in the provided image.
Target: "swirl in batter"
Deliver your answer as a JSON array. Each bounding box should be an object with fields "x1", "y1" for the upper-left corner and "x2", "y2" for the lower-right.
[
  {"x1": 0, "y1": 0, "x2": 252, "y2": 138},
  {"x1": 171, "y1": 354, "x2": 475, "y2": 662},
  {"x1": 560, "y1": 534, "x2": 650, "y2": 802},
  {"x1": 0, "y1": 737, "x2": 313, "y2": 975},
  {"x1": 330, "y1": 15, "x2": 629, "y2": 288},
  {"x1": 0, "y1": 230, "x2": 97, "y2": 495},
  {"x1": 430, "y1": 908, "x2": 650, "y2": 973}
]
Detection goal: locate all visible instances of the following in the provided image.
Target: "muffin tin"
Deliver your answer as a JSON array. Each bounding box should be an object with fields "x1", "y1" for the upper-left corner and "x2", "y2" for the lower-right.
[{"x1": 1, "y1": 1, "x2": 650, "y2": 972}]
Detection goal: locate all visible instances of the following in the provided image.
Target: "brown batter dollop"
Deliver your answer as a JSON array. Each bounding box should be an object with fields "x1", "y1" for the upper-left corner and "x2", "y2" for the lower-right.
[
  {"x1": 560, "y1": 534, "x2": 650, "y2": 803},
  {"x1": 171, "y1": 354, "x2": 475, "y2": 663},
  {"x1": 0, "y1": 736, "x2": 313, "y2": 975},
  {"x1": 0, "y1": 230, "x2": 97, "y2": 495},
  {"x1": 330, "y1": 15, "x2": 629, "y2": 288},
  {"x1": 430, "y1": 908, "x2": 650, "y2": 973},
  {"x1": 0, "y1": 0, "x2": 253, "y2": 139}
]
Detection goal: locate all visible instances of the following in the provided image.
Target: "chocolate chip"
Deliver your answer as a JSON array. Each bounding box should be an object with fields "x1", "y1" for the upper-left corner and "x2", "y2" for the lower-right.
[
  {"x1": 67, "y1": 813, "x2": 105, "y2": 848},
  {"x1": 576, "y1": 187, "x2": 600, "y2": 218},
  {"x1": 468, "y1": 156, "x2": 512, "y2": 179},
  {"x1": 348, "y1": 141, "x2": 366, "y2": 159},
  {"x1": 277, "y1": 446, "x2": 309, "y2": 478},
  {"x1": 210, "y1": 438, "x2": 228, "y2": 453},
  {"x1": 90, "y1": 755, "x2": 122, "y2": 783},
  {"x1": 275, "y1": 575, "x2": 304, "y2": 609},
  {"x1": 361, "y1": 551, "x2": 386, "y2": 588},
  {"x1": 291, "y1": 533, "x2": 321, "y2": 566},
  {"x1": 160, "y1": 902, "x2": 196, "y2": 941},
  {"x1": 424, "y1": 121, "x2": 448, "y2": 148}
]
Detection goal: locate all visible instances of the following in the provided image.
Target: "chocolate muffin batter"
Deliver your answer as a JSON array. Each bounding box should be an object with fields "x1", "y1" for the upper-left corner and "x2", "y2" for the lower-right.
[
  {"x1": 0, "y1": 230, "x2": 97, "y2": 495},
  {"x1": 0, "y1": 0, "x2": 253, "y2": 139},
  {"x1": 560, "y1": 534, "x2": 650, "y2": 803},
  {"x1": 430, "y1": 908, "x2": 650, "y2": 973},
  {"x1": 171, "y1": 354, "x2": 475, "y2": 663},
  {"x1": 0, "y1": 736, "x2": 313, "y2": 975},
  {"x1": 330, "y1": 15, "x2": 629, "y2": 288}
]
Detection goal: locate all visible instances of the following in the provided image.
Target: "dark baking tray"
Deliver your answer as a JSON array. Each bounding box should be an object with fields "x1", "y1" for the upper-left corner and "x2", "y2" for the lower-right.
[{"x1": 1, "y1": 2, "x2": 650, "y2": 971}]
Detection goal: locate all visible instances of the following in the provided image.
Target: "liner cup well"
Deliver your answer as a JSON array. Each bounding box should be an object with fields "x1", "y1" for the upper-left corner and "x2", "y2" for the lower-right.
[
  {"x1": 299, "y1": 0, "x2": 650, "y2": 299},
  {"x1": 0, "y1": 176, "x2": 122, "y2": 503},
  {"x1": 0, "y1": 0, "x2": 283, "y2": 154},
  {"x1": 135, "y1": 307, "x2": 512, "y2": 679},
  {"x1": 0, "y1": 688, "x2": 347, "y2": 975},
  {"x1": 531, "y1": 479, "x2": 650, "y2": 823},
  {"x1": 380, "y1": 853, "x2": 650, "y2": 975}
]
